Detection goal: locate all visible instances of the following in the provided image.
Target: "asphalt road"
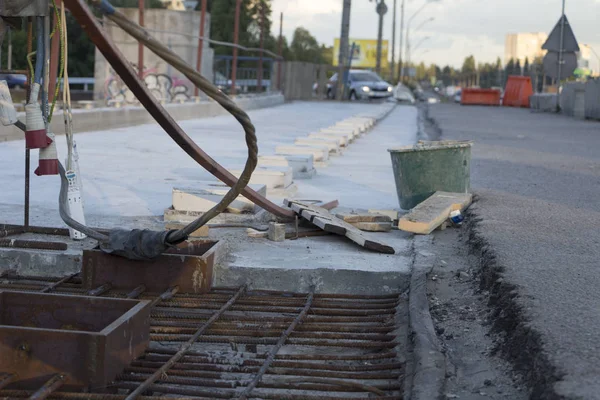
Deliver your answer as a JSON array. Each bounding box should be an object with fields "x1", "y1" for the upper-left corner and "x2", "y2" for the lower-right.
[{"x1": 428, "y1": 103, "x2": 600, "y2": 399}]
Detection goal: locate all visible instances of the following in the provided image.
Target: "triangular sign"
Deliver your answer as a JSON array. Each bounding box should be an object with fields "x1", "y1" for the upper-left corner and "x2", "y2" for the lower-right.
[{"x1": 542, "y1": 15, "x2": 580, "y2": 52}]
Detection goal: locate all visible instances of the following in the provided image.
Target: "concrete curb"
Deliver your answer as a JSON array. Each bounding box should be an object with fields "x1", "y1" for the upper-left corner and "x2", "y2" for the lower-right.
[{"x1": 408, "y1": 235, "x2": 446, "y2": 400}]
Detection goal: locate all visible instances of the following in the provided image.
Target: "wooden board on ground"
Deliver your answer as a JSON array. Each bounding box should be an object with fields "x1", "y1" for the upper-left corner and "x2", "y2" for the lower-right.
[
  {"x1": 398, "y1": 191, "x2": 472, "y2": 235},
  {"x1": 335, "y1": 213, "x2": 392, "y2": 223},
  {"x1": 351, "y1": 221, "x2": 392, "y2": 232},
  {"x1": 285, "y1": 200, "x2": 395, "y2": 254}
]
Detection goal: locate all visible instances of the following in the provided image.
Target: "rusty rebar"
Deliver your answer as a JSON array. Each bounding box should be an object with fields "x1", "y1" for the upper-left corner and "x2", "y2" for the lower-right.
[
  {"x1": 0, "y1": 239, "x2": 67, "y2": 251},
  {"x1": 0, "y1": 229, "x2": 23, "y2": 238},
  {"x1": 28, "y1": 373, "x2": 67, "y2": 400},
  {"x1": 129, "y1": 361, "x2": 401, "y2": 380},
  {"x1": 125, "y1": 285, "x2": 246, "y2": 400},
  {"x1": 0, "y1": 391, "x2": 197, "y2": 400},
  {"x1": 148, "y1": 286, "x2": 179, "y2": 308},
  {"x1": 278, "y1": 377, "x2": 387, "y2": 396},
  {"x1": 236, "y1": 288, "x2": 315, "y2": 400},
  {"x1": 39, "y1": 272, "x2": 79, "y2": 293},
  {"x1": 147, "y1": 346, "x2": 398, "y2": 361},
  {"x1": 0, "y1": 373, "x2": 16, "y2": 390},
  {"x1": 140, "y1": 353, "x2": 403, "y2": 372},
  {"x1": 87, "y1": 283, "x2": 113, "y2": 296},
  {"x1": 127, "y1": 285, "x2": 146, "y2": 299}
]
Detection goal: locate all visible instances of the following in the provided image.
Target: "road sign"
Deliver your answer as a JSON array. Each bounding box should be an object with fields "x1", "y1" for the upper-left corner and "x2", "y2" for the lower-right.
[
  {"x1": 333, "y1": 38, "x2": 389, "y2": 68},
  {"x1": 542, "y1": 15, "x2": 580, "y2": 52},
  {"x1": 543, "y1": 52, "x2": 578, "y2": 79}
]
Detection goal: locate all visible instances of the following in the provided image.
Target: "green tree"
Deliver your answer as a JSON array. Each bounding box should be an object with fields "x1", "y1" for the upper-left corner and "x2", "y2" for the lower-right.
[
  {"x1": 461, "y1": 55, "x2": 476, "y2": 86},
  {"x1": 505, "y1": 58, "x2": 515, "y2": 77},
  {"x1": 523, "y1": 57, "x2": 530, "y2": 76},
  {"x1": 515, "y1": 59, "x2": 522, "y2": 75},
  {"x1": 289, "y1": 27, "x2": 322, "y2": 63},
  {"x1": 320, "y1": 45, "x2": 333, "y2": 65}
]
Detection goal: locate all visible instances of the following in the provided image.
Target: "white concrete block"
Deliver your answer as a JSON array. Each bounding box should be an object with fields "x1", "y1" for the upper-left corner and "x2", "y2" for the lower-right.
[
  {"x1": 259, "y1": 154, "x2": 316, "y2": 179},
  {"x1": 308, "y1": 132, "x2": 350, "y2": 146},
  {"x1": 335, "y1": 121, "x2": 368, "y2": 133},
  {"x1": 172, "y1": 183, "x2": 267, "y2": 213},
  {"x1": 294, "y1": 137, "x2": 341, "y2": 153},
  {"x1": 321, "y1": 127, "x2": 359, "y2": 139},
  {"x1": 230, "y1": 166, "x2": 293, "y2": 189},
  {"x1": 276, "y1": 145, "x2": 330, "y2": 162}
]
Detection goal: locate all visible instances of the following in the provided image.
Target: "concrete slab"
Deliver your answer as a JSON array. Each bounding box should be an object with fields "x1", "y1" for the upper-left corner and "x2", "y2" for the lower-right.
[
  {"x1": 308, "y1": 132, "x2": 351, "y2": 146},
  {"x1": 275, "y1": 145, "x2": 330, "y2": 162},
  {"x1": 294, "y1": 137, "x2": 342, "y2": 154},
  {"x1": 229, "y1": 166, "x2": 293, "y2": 190},
  {"x1": 258, "y1": 155, "x2": 316, "y2": 179}
]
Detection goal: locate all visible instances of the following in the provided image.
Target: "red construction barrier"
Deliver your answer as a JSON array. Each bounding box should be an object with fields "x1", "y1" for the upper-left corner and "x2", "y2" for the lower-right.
[
  {"x1": 461, "y1": 88, "x2": 501, "y2": 106},
  {"x1": 502, "y1": 76, "x2": 533, "y2": 108}
]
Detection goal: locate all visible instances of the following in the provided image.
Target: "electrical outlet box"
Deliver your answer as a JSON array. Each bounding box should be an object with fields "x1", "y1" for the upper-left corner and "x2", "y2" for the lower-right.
[{"x1": 0, "y1": 0, "x2": 49, "y2": 16}]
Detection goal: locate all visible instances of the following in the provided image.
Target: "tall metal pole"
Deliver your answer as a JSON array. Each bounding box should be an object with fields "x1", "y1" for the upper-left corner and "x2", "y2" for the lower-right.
[
  {"x1": 257, "y1": 2, "x2": 265, "y2": 93},
  {"x1": 7, "y1": 27, "x2": 12, "y2": 70},
  {"x1": 138, "y1": 0, "x2": 144, "y2": 78},
  {"x1": 231, "y1": 0, "x2": 241, "y2": 96},
  {"x1": 337, "y1": 0, "x2": 351, "y2": 100},
  {"x1": 24, "y1": 18, "x2": 33, "y2": 229},
  {"x1": 375, "y1": 2, "x2": 385, "y2": 74},
  {"x1": 389, "y1": 0, "x2": 397, "y2": 81},
  {"x1": 48, "y1": 0, "x2": 61, "y2": 105},
  {"x1": 556, "y1": 0, "x2": 565, "y2": 112},
  {"x1": 396, "y1": 0, "x2": 404, "y2": 82},
  {"x1": 277, "y1": 12, "x2": 283, "y2": 91},
  {"x1": 194, "y1": 0, "x2": 207, "y2": 97}
]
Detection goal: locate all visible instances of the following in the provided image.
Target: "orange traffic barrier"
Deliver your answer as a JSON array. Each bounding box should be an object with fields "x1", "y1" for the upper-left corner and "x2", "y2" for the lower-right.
[
  {"x1": 502, "y1": 76, "x2": 533, "y2": 108},
  {"x1": 461, "y1": 88, "x2": 501, "y2": 106}
]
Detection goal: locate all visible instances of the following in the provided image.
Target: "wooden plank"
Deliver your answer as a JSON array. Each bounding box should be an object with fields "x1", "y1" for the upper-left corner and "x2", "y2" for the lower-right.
[
  {"x1": 398, "y1": 191, "x2": 472, "y2": 235},
  {"x1": 286, "y1": 200, "x2": 395, "y2": 254},
  {"x1": 335, "y1": 213, "x2": 392, "y2": 223},
  {"x1": 351, "y1": 221, "x2": 392, "y2": 232}
]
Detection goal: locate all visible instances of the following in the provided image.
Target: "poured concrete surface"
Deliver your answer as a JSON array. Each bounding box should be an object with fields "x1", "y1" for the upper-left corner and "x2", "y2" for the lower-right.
[
  {"x1": 0, "y1": 101, "x2": 417, "y2": 294},
  {"x1": 428, "y1": 103, "x2": 600, "y2": 399}
]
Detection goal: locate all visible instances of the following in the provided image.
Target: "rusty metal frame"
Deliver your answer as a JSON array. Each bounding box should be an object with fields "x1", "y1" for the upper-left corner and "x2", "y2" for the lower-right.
[
  {"x1": 63, "y1": 0, "x2": 294, "y2": 219},
  {"x1": 0, "y1": 290, "x2": 151, "y2": 390}
]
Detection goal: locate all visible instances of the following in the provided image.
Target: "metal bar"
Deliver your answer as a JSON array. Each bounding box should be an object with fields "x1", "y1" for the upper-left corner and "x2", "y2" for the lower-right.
[
  {"x1": 39, "y1": 272, "x2": 78, "y2": 293},
  {"x1": 28, "y1": 373, "x2": 67, "y2": 400},
  {"x1": 0, "y1": 373, "x2": 17, "y2": 390},
  {"x1": 0, "y1": 391, "x2": 196, "y2": 400},
  {"x1": 86, "y1": 282, "x2": 112, "y2": 296},
  {"x1": 127, "y1": 285, "x2": 146, "y2": 298},
  {"x1": 390, "y1": 0, "x2": 396, "y2": 81},
  {"x1": 148, "y1": 286, "x2": 179, "y2": 308},
  {"x1": 257, "y1": 3, "x2": 264, "y2": 93},
  {"x1": 236, "y1": 288, "x2": 315, "y2": 400},
  {"x1": 63, "y1": 0, "x2": 294, "y2": 219},
  {"x1": 1, "y1": 224, "x2": 70, "y2": 236},
  {"x1": 24, "y1": 18, "x2": 33, "y2": 229},
  {"x1": 0, "y1": 228, "x2": 24, "y2": 238},
  {"x1": 230, "y1": 0, "x2": 241, "y2": 96},
  {"x1": 0, "y1": 239, "x2": 67, "y2": 251},
  {"x1": 138, "y1": 0, "x2": 144, "y2": 79},
  {"x1": 277, "y1": 12, "x2": 282, "y2": 91},
  {"x1": 194, "y1": 0, "x2": 207, "y2": 97},
  {"x1": 125, "y1": 285, "x2": 247, "y2": 400}
]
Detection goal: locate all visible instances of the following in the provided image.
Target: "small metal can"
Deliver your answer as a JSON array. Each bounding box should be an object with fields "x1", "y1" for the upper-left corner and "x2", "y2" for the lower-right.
[{"x1": 450, "y1": 210, "x2": 464, "y2": 225}]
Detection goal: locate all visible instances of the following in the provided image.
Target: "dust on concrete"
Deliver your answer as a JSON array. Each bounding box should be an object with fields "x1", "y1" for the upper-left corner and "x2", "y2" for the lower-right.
[{"x1": 426, "y1": 228, "x2": 527, "y2": 400}]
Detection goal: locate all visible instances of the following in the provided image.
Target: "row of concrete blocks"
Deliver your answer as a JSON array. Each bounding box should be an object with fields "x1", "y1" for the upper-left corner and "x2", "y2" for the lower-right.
[
  {"x1": 171, "y1": 104, "x2": 397, "y2": 215},
  {"x1": 228, "y1": 103, "x2": 397, "y2": 193}
]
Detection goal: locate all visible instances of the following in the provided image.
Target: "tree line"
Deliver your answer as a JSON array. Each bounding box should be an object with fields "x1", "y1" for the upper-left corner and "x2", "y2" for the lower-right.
[{"x1": 1, "y1": 0, "x2": 328, "y2": 77}]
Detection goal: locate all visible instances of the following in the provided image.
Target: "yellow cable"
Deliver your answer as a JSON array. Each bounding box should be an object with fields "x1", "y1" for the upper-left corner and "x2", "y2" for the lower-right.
[
  {"x1": 48, "y1": 0, "x2": 64, "y2": 122},
  {"x1": 26, "y1": 51, "x2": 36, "y2": 85}
]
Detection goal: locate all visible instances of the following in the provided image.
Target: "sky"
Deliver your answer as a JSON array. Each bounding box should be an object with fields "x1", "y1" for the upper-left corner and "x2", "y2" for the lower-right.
[{"x1": 271, "y1": 0, "x2": 600, "y2": 72}]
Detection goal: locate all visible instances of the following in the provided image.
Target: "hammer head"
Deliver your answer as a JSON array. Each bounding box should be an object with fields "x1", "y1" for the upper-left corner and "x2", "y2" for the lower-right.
[{"x1": 0, "y1": 80, "x2": 18, "y2": 126}]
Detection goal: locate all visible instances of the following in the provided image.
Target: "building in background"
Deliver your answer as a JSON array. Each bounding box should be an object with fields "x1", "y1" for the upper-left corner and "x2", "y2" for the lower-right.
[
  {"x1": 504, "y1": 32, "x2": 548, "y2": 65},
  {"x1": 577, "y1": 46, "x2": 591, "y2": 70}
]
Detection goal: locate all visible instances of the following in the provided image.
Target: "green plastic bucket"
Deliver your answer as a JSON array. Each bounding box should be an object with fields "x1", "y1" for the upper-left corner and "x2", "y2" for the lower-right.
[{"x1": 388, "y1": 140, "x2": 472, "y2": 210}]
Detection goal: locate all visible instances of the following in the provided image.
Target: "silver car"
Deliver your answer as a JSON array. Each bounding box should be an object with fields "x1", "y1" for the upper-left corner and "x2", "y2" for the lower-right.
[{"x1": 327, "y1": 70, "x2": 393, "y2": 100}]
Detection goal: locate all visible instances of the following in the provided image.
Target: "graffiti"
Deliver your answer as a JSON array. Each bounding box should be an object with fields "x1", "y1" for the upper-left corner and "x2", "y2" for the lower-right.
[{"x1": 104, "y1": 65, "x2": 191, "y2": 105}]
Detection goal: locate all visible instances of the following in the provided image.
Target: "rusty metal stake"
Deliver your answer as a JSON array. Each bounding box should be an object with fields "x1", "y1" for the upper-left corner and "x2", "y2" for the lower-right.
[
  {"x1": 127, "y1": 285, "x2": 147, "y2": 299},
  {"x1": 40, "y1": 272, "x2": 79, "y2": 293},
  {"x1": 236, "y1": 287, "x2": 315, "y2": 400},
  {"x1": 230, "y1": 0, "x2": 241, "y2": 96},
  {"x1": 125, "y1": 285, "x2": 247, "y2": 400},
  {"x1": 86, "y1": 283, "x2": 112, "y2": 296},
  {"x1": 28, "y1": 373, "x2": 67, "y2": 400}
]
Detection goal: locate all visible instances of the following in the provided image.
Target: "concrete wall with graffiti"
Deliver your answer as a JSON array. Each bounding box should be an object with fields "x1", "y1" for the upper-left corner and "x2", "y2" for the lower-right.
[{"x1": 93, "y1": 8, "x2": 214, "y2": 105}]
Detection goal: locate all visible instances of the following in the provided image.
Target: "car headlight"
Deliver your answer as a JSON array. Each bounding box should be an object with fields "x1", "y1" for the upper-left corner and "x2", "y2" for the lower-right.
[
  {"x1": 387, "y1": 86, "x2": 393, "y2": 92},
  {"x1": 361, "y1": 86, "x2": 371, "y2": 92}
]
